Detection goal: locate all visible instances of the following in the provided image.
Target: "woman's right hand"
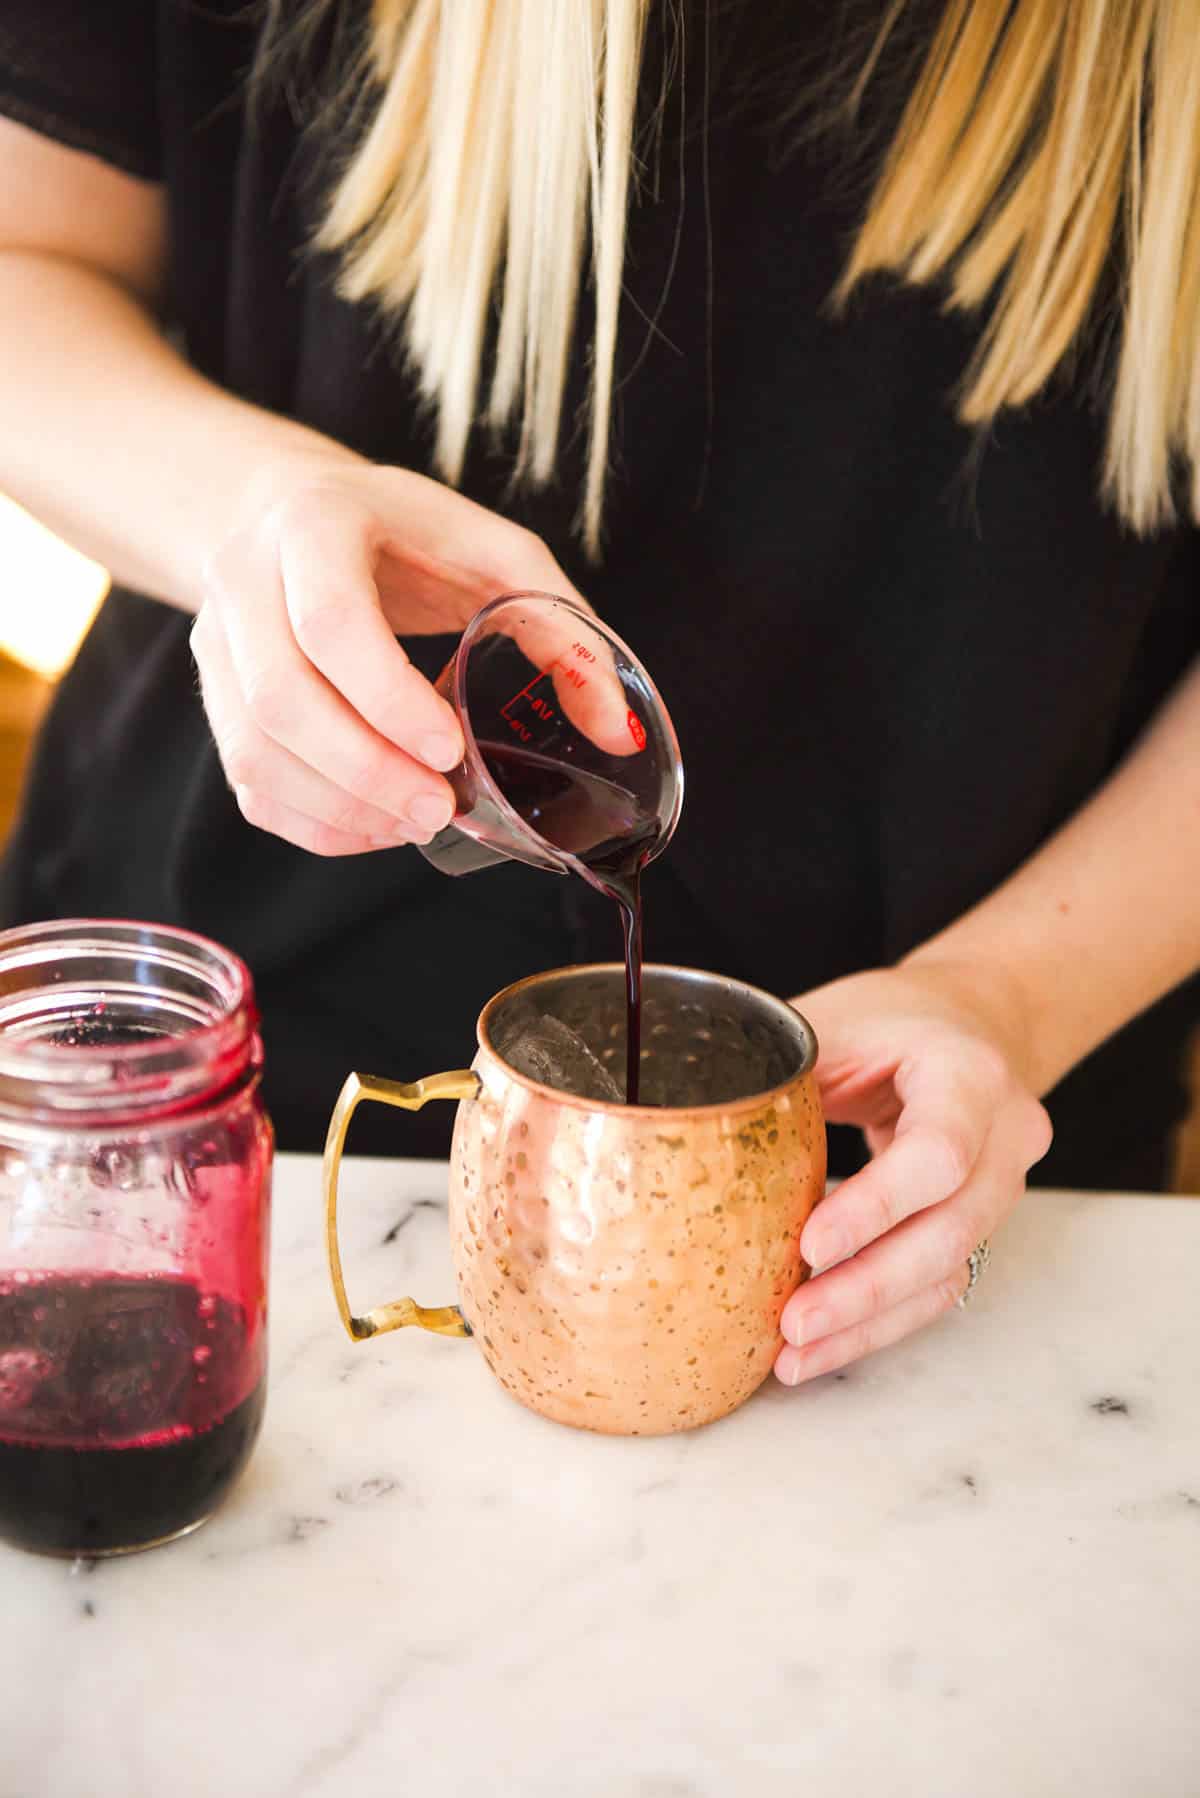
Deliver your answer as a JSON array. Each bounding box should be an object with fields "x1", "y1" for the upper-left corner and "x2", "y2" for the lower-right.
[{"x1": 190, "y1": 459, "x2": 586, "y2": 855}]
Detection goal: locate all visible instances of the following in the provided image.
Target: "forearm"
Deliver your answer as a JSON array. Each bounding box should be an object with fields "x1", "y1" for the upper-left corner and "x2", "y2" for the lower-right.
[
  {"x1": 904, "y1": 656, "x2": 1200, "y2": 1095},
  {"x1": 0, "y1": 249, "x2": 362, "y2": 611}
]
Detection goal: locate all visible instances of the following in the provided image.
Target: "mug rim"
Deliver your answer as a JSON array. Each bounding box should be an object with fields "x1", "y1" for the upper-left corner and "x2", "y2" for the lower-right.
[{"x1": 477, "y1": 961, "x2": 819, "y2": 1119}]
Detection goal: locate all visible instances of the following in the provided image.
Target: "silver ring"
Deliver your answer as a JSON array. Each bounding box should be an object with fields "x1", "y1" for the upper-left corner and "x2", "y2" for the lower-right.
[{"x1": 956, "y1": 1238, "x2": 991, "y2": 1309}]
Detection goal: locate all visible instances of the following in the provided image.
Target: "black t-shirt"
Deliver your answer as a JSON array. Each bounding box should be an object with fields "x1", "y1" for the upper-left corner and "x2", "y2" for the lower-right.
[{"x1": 1, "y1": 1, "x2": 1196, "y2": 1180}]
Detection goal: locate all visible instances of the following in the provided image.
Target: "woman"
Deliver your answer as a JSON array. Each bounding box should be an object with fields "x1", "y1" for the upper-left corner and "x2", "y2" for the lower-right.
[{"x1": 0, "y1": 1, "x2": 1195, "y2": 1387}]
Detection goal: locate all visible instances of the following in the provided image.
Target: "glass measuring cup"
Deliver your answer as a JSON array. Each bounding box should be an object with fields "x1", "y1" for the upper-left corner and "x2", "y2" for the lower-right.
[{"x1": 418, "y1": 593, "x2": 683, "y2": 878}]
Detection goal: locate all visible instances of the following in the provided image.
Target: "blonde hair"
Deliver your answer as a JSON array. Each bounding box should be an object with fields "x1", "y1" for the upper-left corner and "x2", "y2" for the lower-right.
[
  {"x1": 299, "y1": 0, "x2": 1200, "y2": 546},
  {"x1": 302, "y1": 0, "x2": 648, "y2": 554},
  {"x1": 844, "y1": 0, "x2": 1200, "y2": 534}
]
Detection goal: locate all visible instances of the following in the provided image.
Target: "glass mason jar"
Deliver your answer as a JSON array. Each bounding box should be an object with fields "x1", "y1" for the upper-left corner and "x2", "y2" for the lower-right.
[{"x1": 0, "y1": 920, "x2": 272, "y2": 1557}]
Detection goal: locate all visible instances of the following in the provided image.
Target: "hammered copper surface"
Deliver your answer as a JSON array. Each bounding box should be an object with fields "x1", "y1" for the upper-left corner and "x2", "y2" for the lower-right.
[{"x1": 449, "y1": 969, "x2": 825, "y2": 1436}]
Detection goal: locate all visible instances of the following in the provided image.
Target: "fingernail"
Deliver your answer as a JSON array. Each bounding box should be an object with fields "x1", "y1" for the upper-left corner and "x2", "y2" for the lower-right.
[
  {"x1": 409, "y1": 793, "x2": 454, "y2": 832},
  {"x1": 418, "y1": 733, "x2": 462, "y2": 773},
  {"x1": 805, "y1": 1227, "x2": 843, "y2": 1269},
  {"x1": 801, "y1": 1231, "x2": 825, "y2": 1267},
  {"x1": 785, "y1": 1307, "x2": 829, "y2": 1349},
  {"x1": 776, "y1": 1355, "x2": 803, "y2": 1388},
  {"x1": 370, "y1": 827, "x2": 431, "y2": 849}
]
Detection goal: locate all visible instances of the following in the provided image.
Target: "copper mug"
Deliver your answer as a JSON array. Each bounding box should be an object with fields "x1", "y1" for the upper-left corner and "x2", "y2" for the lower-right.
[{"x1": 323, "y1": 965, "x2": 825, "y2": 1435}]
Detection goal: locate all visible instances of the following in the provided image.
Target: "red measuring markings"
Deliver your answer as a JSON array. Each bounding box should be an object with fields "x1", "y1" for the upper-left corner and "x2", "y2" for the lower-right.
[
  {"x1": 500, "y1": 670, "x2": 557, "y2": 744},
  {"x1": 554, "y1": 643, "x2": 595, "y2": 692},
  {"x1": 500, "y1": 641, "x2": 598, "y2": 740}
]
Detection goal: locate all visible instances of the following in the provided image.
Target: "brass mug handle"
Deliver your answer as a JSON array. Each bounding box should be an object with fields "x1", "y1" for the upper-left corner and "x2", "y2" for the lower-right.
[{"x1": 323, "y1": 1069, "x2": 481, "y2": 1342}]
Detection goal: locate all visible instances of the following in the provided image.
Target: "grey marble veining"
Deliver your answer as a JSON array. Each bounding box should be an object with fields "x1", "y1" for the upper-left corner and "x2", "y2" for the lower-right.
[{"x1": 1, "y1": 1158, "x2": 1197, "y2": 1798}]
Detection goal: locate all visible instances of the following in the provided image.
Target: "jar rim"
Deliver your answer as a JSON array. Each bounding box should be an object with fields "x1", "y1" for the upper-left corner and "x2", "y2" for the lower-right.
[{"x1": 0, "y1": 919, "x2": 258, "y2": 1120}]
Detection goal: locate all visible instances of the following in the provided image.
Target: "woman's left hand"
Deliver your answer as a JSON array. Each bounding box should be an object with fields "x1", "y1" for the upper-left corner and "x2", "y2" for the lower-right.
[{"x1": 776, "y1": 960, "x2": 1053, "y2": 1386}]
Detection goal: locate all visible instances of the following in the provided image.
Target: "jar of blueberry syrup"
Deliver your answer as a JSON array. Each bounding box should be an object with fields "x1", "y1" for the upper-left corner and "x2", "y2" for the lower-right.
[{"x1": 0, "y1": 920, "x2": 272, "y2": 1556}]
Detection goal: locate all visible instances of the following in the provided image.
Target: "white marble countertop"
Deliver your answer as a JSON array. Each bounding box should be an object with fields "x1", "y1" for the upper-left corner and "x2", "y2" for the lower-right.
[{"x1": 2, "y1": 1155, "x2": 1198, "y2": 1798}]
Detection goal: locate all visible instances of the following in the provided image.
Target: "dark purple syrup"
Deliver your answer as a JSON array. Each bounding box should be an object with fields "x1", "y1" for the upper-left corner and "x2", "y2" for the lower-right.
[
  {"x1": 478, "y1": 742, "x2": 660, "y2": 1104},
  {"x1": 0, "y1": 1275, "x2": 264, "y2": 1555}
]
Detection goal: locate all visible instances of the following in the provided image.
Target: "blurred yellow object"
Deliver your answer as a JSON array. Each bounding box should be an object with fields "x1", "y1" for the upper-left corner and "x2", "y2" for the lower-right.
[{"x1": 0, "y1": 495, "x2": 109, "y2": 679}]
